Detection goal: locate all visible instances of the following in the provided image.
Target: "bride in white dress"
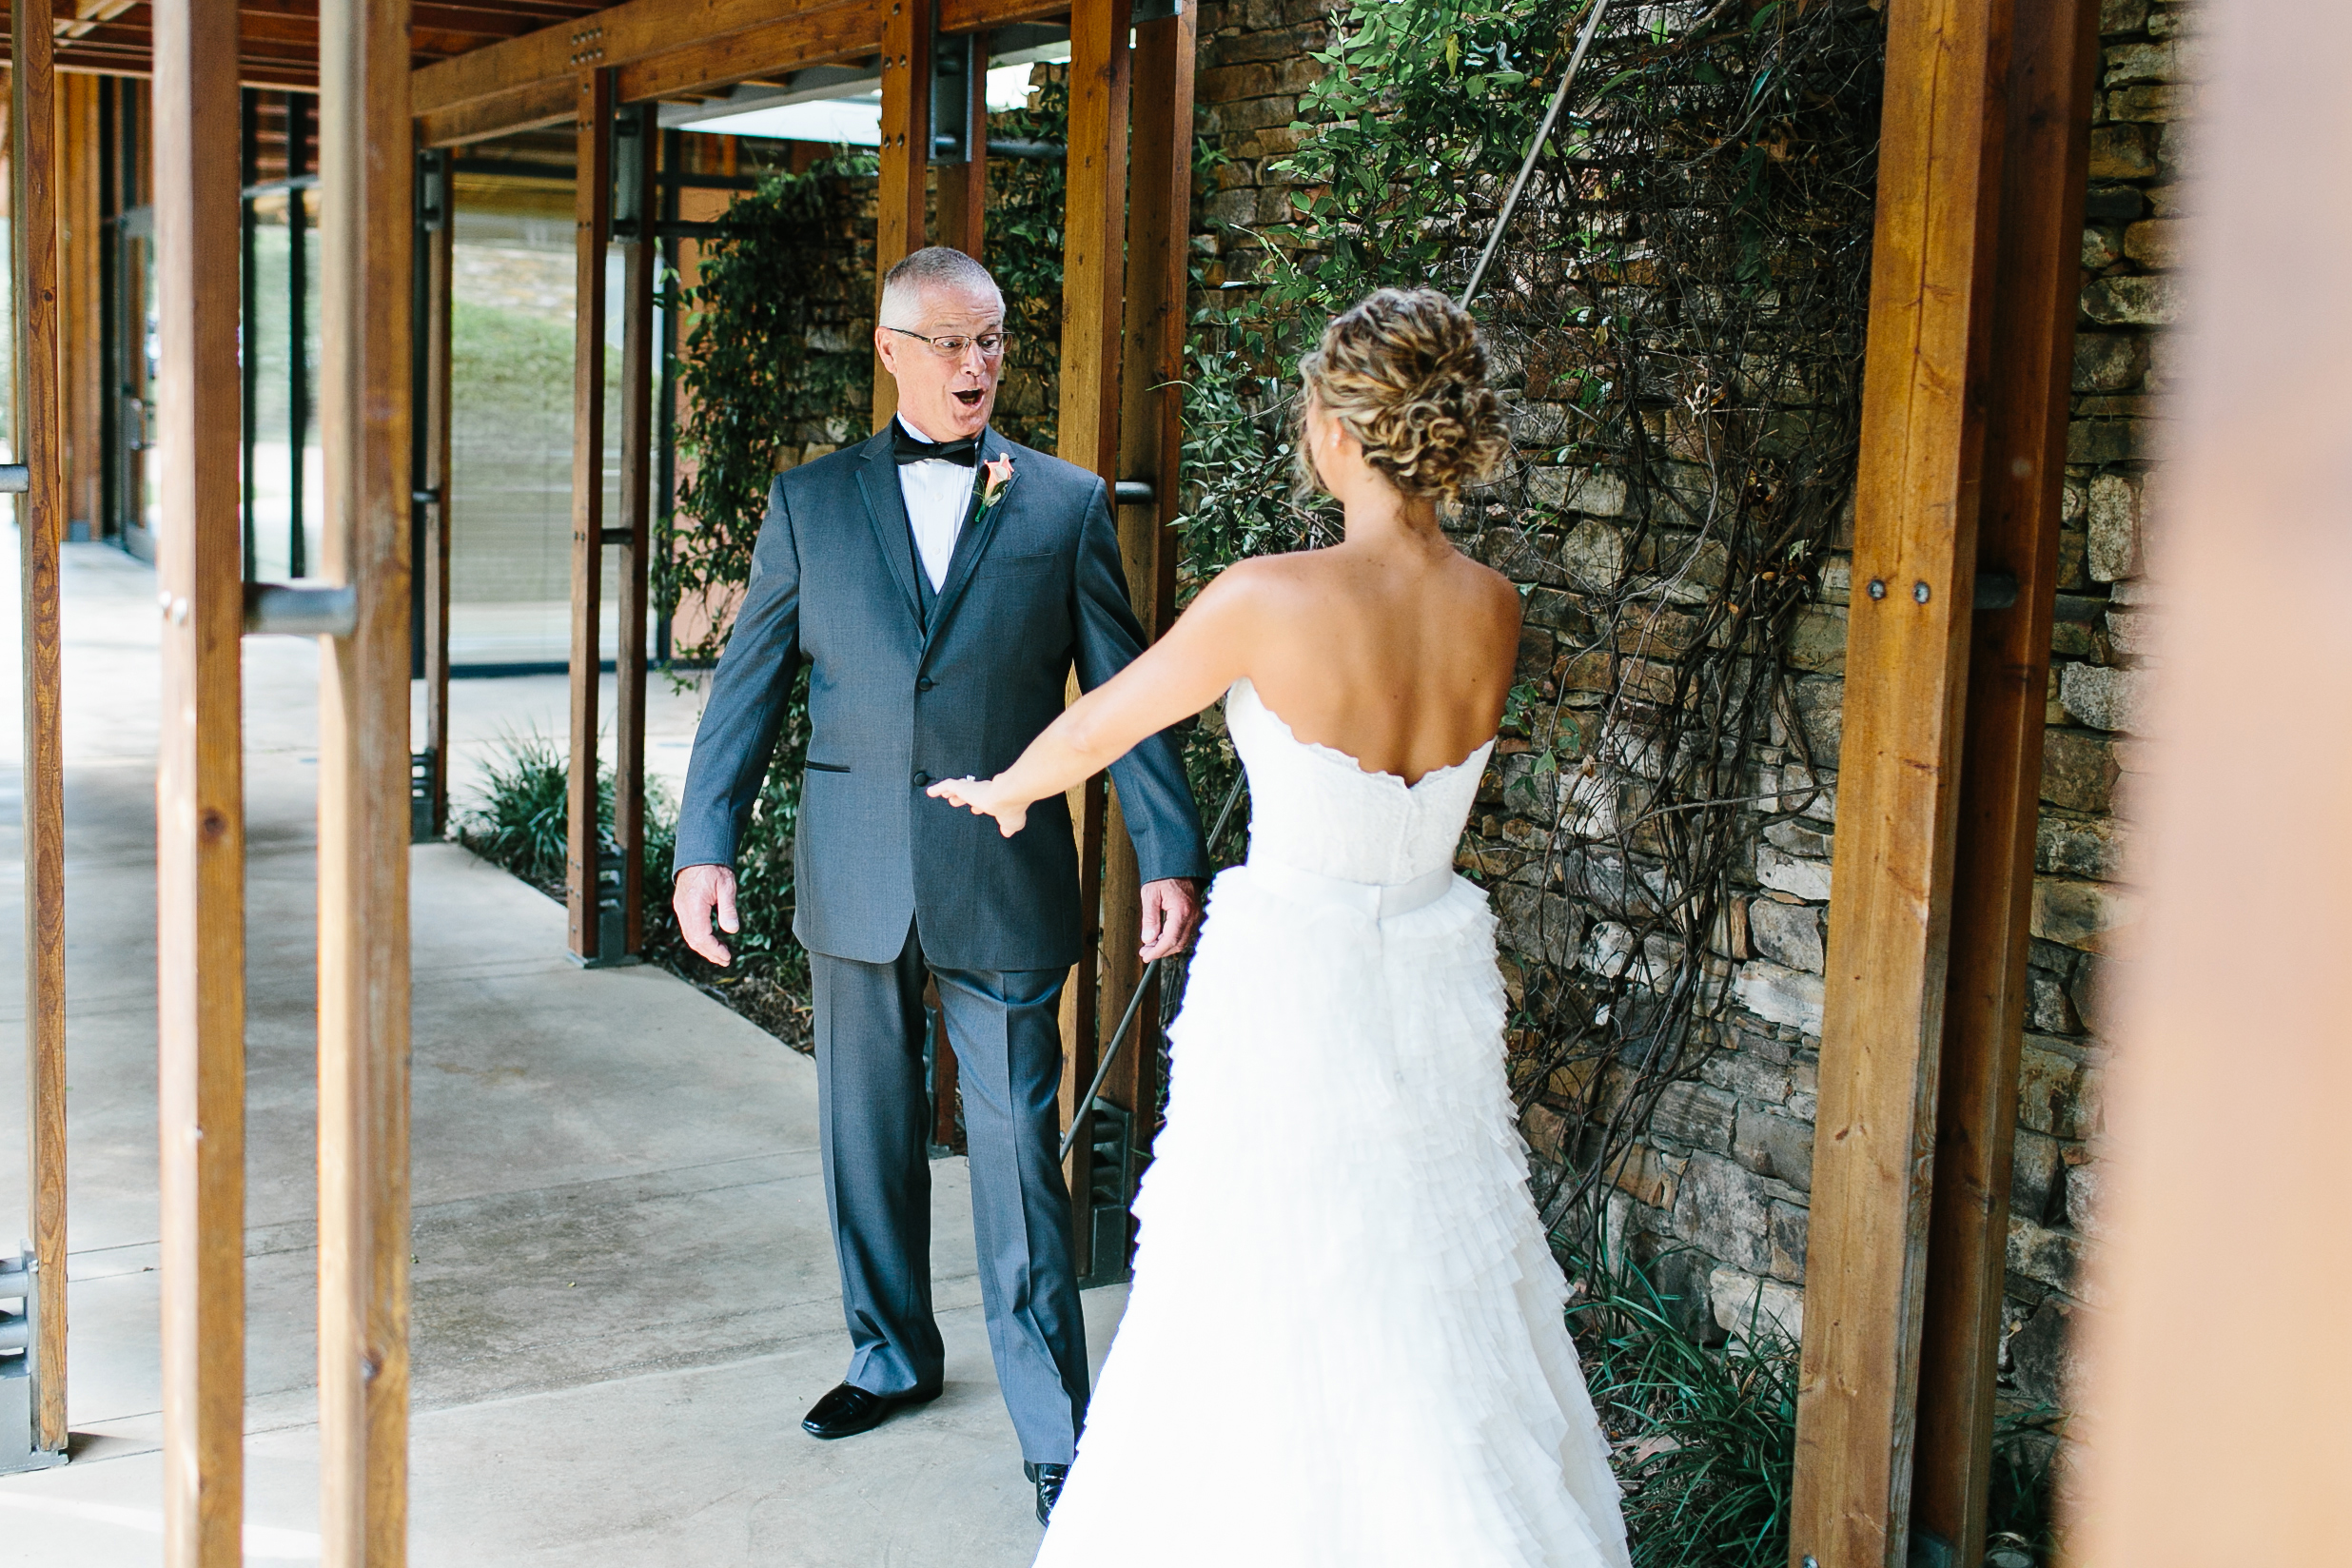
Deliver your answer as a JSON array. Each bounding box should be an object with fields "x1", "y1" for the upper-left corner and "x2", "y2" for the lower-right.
[{"x1": 929, "y1": 287, "x2": 1631, "y2": 1568}]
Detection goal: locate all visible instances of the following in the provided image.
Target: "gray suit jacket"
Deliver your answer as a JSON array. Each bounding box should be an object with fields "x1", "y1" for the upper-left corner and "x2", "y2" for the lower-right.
[{"x1": 674, "y1": 424, "x2": 1208, "y2": 970}]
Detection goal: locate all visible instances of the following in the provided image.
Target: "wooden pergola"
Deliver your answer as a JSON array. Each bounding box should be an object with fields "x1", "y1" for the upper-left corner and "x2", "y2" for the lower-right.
[{"x1": 0, "y1": 0, "x2": 2100, "y2": 1563}]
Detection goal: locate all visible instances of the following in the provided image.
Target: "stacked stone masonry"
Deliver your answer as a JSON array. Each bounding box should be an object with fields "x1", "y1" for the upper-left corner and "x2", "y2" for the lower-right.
[{"x1": 1185, "y1": 0, "x2": 2181, "y2": 1415}]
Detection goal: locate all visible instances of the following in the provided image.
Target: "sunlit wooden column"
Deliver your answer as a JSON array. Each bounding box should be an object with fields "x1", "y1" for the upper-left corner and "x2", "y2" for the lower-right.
[
  {"x1": 152, "y1": 0, "x2": 246, "y2": 1557},
  {"x1": 565, "y1": 69, "x2": 614, "y2": 963},
  {"x1": 419, "y1": 147, "x2": 455, "y2": 838},
  {"x1": 871, "y1": 0, "x2": 933, "y2": 430},
  {"x1": 1791, "y1": 1, "x2": 2015, "y2": 1564},
  {"x1": 317, "y1": 0, "x2": 416, "y2": 1559},
  {"x1": 60, "y1": 72, "x2": 103, "y2": 543},
  {"x1": 1907, "y1": 4, "x2": 2098, "y2": 1561},
  {"x1": 1093, "y1": 0, "x2": 1193, "y2": 1212},
  {"x1": 10, "y1": 0, "x2": 69, "y2": 1467},
  {"x1": 1053, "y1": 0, "x2": 1133, "y2": 1271},
  {"x1": 614, "y1": 103, "x2": 657, "y2": 954}
]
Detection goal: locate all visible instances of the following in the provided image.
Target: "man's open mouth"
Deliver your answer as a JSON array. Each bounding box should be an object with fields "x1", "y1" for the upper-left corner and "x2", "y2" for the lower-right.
[{"x1": 953, "y1": 389, "x2": 986, "y2": 407}]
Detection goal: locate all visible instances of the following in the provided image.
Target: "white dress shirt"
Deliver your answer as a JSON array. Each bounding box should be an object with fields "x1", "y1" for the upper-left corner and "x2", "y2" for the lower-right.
[{"x1": 895, "y1": 414, "x2": 977, "y2": 594}]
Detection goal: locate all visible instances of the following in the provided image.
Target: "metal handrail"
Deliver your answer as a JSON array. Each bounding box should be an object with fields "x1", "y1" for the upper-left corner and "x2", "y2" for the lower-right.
[{"x1": 1059, "y1": 774, "x2": 1245, "y2": 1161}]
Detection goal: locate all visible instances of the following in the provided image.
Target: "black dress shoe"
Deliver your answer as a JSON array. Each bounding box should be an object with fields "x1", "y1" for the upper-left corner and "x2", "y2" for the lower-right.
[
  {"x1": 800, "y1": 1382, "x2": 939, "y2": 1440},
  {"x1": 1025, "y1": 1461, "x2": 1069, "y2": 1525}
]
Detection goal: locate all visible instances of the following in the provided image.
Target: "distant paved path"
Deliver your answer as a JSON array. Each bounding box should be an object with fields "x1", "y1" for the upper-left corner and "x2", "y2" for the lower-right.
[{"x1": 0, "y1": 542, "x2": 1114, "y2": 1565}]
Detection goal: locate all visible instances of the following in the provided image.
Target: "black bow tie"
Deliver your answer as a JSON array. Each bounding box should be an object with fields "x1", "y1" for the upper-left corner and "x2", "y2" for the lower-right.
[{"x1": 892, "y1": 427, "x2": 981, "y2": 467}]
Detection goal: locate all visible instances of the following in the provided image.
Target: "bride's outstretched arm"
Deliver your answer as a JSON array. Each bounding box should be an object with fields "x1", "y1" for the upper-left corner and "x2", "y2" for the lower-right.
[{"x1": 928, "y1": 564, "x2": 1268, "y2": 836}]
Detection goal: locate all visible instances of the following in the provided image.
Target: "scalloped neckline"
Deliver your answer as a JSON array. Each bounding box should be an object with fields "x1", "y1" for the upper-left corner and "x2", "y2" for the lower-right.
[{"x1": 1230, "y1": 678, "x2": 1496, "y2": 792}]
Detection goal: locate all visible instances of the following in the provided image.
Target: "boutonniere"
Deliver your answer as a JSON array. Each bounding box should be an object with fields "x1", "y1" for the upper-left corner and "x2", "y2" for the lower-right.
[{"x1": 977, "y1": 454, "x2": 1015, "y2": 519}]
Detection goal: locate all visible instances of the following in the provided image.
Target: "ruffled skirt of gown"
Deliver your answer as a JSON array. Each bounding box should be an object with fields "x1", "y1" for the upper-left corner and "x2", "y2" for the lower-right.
[{"x1": 1032, "y1": 862, "x2": 1632, "y2": 1568}]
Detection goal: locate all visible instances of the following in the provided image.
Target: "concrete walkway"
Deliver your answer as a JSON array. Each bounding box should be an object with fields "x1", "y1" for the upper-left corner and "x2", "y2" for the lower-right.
[{"x1": 0, "y1": 541, "x2": 1118, "y2": 1565}]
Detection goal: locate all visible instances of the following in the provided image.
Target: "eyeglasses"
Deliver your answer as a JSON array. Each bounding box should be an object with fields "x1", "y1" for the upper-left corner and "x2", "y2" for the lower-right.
[{"x1": 882, "y1": 324, "x2": 1010, "y2": 360}]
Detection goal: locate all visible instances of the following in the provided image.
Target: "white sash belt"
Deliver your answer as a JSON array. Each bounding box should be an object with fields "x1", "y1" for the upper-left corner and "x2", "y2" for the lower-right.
[{"x1": 1243, "y1": 858, "x2": 1457, "y2": 921}]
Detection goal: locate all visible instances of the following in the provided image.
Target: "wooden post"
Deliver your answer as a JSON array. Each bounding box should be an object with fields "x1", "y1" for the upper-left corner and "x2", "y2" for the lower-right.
[
  {"x1": 316, "y1": 0, "x2": 416, "y2": 1559},
  {"x1": 935, "y1": 30, "x2": 986, "y2": 262},
  {"x1": 242, "y1": 89, "x2": 261, "y2": 579},
  {"x1": 871, "y1": 0, "x2": 934, "y2": 431},
  {"x1": 288, "y1": 89, "x2": 312, "y2": 577},
  {"x1": 615, "y1": 102, "x2": 657, "y2": 954},
  {"x1": 1907, "y1": 3, "x2": 2098, "y2": 1560},
  {"x1": 151, "y1": 0, "x2": 245, "y2": 1556},
  {"x1": 61, "y1": 72, "x2": 104, "y2": 544},
  {"x1": 1052, "y1": 0, "x2": 1133, "y2": 1274},
  {"x1": 1790, "y1": 0, "x2": 2014, "y2": 1563},
  {"x1": 1093, "y1": 0, "x2": 1192, "y2": 1209},
  {"x1": 10, "y1": 0, "x2": 69, "y2": 1466},
  {"x1": 566, "y1": 69, "x2": 613, "y2": 963},
  {"x1": 420, "y1": 148, "x2": 455, "y2": 837}
]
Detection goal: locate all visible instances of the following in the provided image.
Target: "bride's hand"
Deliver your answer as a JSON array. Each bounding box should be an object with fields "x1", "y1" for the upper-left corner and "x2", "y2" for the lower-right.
[{"x1": 926, "y1": 774, "x2": 1029, "y2": 838}]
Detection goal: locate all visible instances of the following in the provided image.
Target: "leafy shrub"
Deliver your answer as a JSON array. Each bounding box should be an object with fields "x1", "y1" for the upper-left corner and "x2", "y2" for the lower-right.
[
  {"x1": 1569, "y1": 1247, "x2": 1798, "y2": 1568},
  {"x1": 456, "y1": 730, "x2": 607, "y2": 894},
  {"x1": 458, "y1": 727, "x2": 814, "y2": 1047}
]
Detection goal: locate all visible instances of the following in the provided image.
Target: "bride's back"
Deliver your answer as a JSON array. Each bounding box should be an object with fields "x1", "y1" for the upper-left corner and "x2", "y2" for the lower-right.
[
  {"x1": 1227, "y1": 287, "x2": 1521, "y2": 785},
  {"x1": 1239, "y1": 541, "x2": 1519, "y2": 787}
]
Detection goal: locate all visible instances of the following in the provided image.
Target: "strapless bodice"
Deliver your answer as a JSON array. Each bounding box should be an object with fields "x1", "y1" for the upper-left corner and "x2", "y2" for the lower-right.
[{"x1": 1225, "y1": 677, "x2": 1494, "y2": 890}]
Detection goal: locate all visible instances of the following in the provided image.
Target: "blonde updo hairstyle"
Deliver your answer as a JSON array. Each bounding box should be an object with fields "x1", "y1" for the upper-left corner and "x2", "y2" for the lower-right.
[{"x1": 1297, "y1": 287, "x2": 1511, "y2": 509}]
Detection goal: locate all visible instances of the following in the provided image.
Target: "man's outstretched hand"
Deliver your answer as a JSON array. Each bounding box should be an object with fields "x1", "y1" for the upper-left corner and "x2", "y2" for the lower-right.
[
  {"x1": 1140, "y1": 877, "x2": 1204, "y2": 963},
  {"x1": 674, "y1": 863, "x2": 742, "y2": 966}
]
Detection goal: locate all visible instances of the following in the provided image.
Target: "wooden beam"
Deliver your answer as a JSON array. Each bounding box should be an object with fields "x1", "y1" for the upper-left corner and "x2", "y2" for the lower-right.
[
  {"x1": 1050, "y1": 0, "x2": 1128, "y2": 1279},
  {"x1": 410, "y1": 0, "x2": 866, "y2": 119},
  {"x1": 416, "y1": 72, "x2": 568, "y2": 146},
  {"x1": 936, "y1": 0, "x2": 1064, "y2": 32},
  {"x1": 421, "y1": 149, "x2": 455, "y2": 837},
  {"x1": 1093, "y1": 0, "x2": 1190, "y2": 1200},
  {"x1": 150, "y1": 0, "x2": 245, "y2": 1556},
  {"x1": 314, "y1": 0, "x2": 415, "y2": 1559},
  {"x1": 614, "y1": 101, "x2": 656, "y2": 955},
  {"x1": 1791, "y1": 0, "x2": 2014, "y2": 1563},
  {"x1": 10, "y1": 0, "x2": 69, "y2": 1466},
  {"x1": 613, "y1": 0, "x2": 878, "y2": 104},
  {"x1": 1907, "y1": 1, "x2": 2098, "y2": 1559},
  {"x1": 565, "y1": 67, "x2": 612, "y2": 963},
  {"x1": 869, "y1": 0, "x2": 931, "y2": 431}
]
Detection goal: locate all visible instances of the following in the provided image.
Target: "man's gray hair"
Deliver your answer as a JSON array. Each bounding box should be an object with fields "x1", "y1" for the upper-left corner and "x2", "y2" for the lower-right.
[{"x1": 879, "y1": 245, "x2": 1004, "y2": 325}]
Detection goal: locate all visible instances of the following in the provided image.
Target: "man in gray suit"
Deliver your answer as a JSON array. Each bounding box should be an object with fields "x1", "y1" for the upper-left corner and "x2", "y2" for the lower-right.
[{"x1": 672, "y1": 246, "x2": 1207, "y2": 1523}]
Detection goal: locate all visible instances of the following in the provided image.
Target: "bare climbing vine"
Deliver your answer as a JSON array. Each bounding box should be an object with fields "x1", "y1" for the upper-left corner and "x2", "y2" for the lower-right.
[{"x1": 1173, "y1": 0, "x2": 1885, "y2": 1237}]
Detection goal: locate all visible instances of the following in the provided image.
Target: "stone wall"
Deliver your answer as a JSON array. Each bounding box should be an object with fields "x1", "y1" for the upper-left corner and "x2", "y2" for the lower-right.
[{"x1": 1183, "y1": 0, "x2": 2194, "y2": 1423}]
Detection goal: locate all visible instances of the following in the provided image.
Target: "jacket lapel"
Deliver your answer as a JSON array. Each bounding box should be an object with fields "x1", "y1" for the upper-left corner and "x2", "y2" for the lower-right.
[
  {"x1": 854, "y1": 426, "x2": 924, "y2": 626},
  {"x1": 921, "y1": 427, "x2": 1016, "y2": 654}
]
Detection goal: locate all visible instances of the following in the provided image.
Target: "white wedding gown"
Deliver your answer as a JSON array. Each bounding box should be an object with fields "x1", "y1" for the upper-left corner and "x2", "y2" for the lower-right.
[{"x1": 1034, "y1": 678, "x2": 1631, "y2": 1567}]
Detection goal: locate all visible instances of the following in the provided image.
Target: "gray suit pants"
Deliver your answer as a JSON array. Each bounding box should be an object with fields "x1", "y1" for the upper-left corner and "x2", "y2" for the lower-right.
[{"x1": 810, "y1": 922, "x2": 1088, "y2": 1463}]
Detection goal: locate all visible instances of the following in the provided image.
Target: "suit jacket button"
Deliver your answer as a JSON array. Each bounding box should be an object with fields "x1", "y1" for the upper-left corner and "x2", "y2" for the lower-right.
[
  {"x1": 917, "y1": 677, "x2": 935, "y2": 692},
  {"x1": 913, "y1": 771, "x2": 932, "y2": 788}
]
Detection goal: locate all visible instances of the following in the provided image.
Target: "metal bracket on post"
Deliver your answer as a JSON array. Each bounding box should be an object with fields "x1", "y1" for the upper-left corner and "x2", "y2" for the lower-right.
[
  {"x1": 0, "y1": 465, "x2": 29, "y2": 494},
  {"x1": 242, "y1": 581, "x2": 358, "y2": 637},
  {"x1": 1078, "y1": 1103, "x2": 1135, "y2": 1287},
  {"x1": 931, "y1": 29, "x2": 975, "y2": 161},
  {"x1": 608, "y1": 103, "x2": 650, "y2": 243},
  {"x1": 575, "y1": 845, "x2": 638, "y2": 968},
  {"x1": 410, "y1": 748, "x2": 437, "y2": 843},
  {"x1": 0, "y1": 1249, "x2": 64, "y2": 1473},
  {"x1": 416, "y1": 146, "x2": 447, "y2": 234}
]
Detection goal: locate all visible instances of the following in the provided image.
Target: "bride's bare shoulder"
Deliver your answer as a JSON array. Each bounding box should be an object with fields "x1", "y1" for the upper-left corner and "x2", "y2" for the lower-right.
[
  {"x1": 1445, "y1": 549, "x2": 1525, "y2": 635},
  {"x1": 1189, "y1": 553, "x2": 1323, "y2": 613}
]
